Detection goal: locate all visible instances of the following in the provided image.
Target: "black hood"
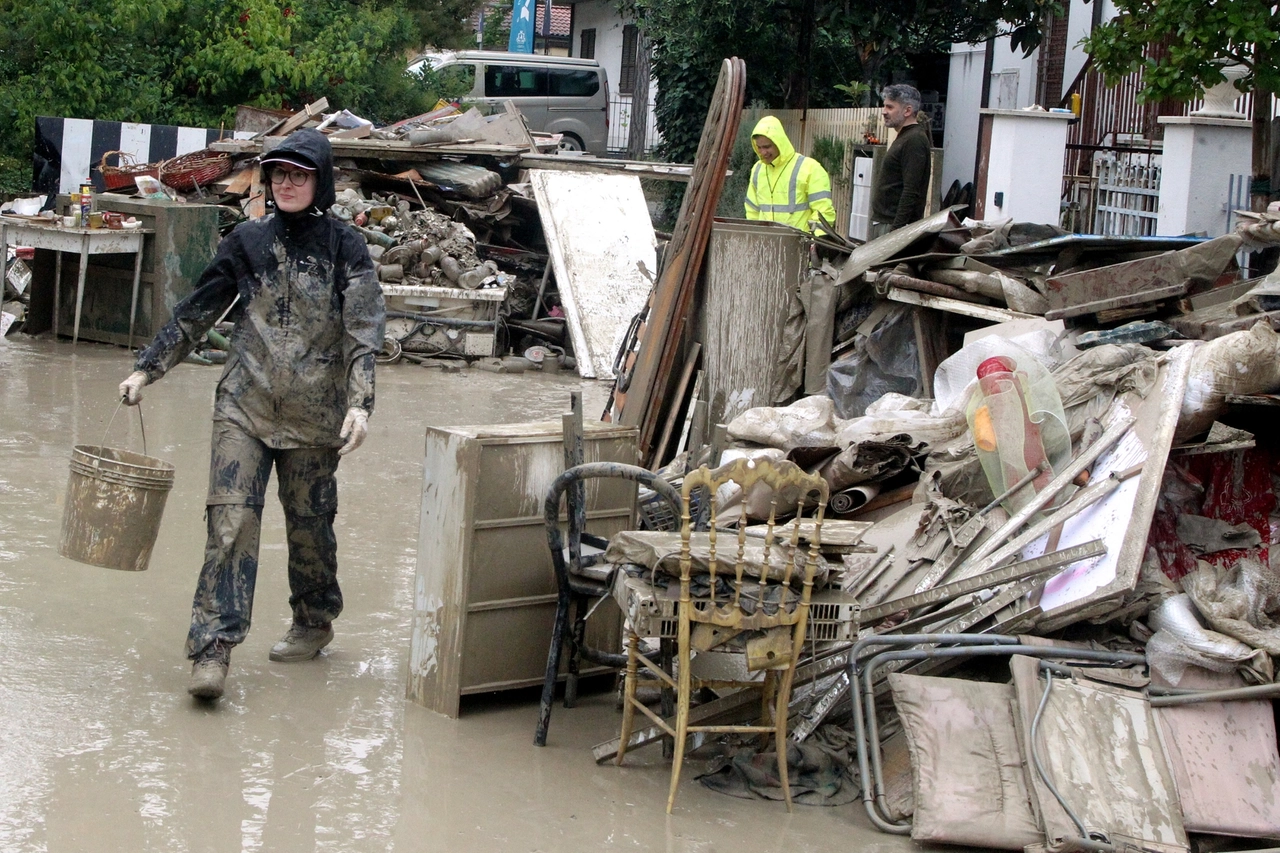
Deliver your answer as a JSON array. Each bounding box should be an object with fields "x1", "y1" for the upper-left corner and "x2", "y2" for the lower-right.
[{"x1": 263, "y1": 128, "x2": 336, "y2": 214}]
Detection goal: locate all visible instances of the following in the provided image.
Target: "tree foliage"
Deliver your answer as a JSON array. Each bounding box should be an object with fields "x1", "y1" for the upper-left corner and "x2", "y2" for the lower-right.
[
  {"x1": 0, "y1": 0, "x2": 486, "y2": 194},
  {"x1": 624, "y1": 0, "x2": 1058, "y2": 163},
  {"x1": 1084, "y1": 0, "x2": 1280, "y2": 103}
]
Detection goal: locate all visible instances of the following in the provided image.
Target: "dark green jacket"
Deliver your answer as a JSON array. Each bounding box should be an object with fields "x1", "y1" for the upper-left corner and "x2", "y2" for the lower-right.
[{"x1": 871, "y1": 122, "x2": 931, "y2": 228}]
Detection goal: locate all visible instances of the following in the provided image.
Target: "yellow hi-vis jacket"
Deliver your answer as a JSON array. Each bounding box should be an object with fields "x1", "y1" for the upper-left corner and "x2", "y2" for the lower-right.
[{"x1": 744, "y1": 116, "x2": 837, "y2": 233}]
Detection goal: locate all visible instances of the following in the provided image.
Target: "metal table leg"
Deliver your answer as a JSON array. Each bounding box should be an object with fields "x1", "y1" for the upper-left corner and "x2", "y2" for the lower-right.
[
  {"x1": 127, "y1": 236, "x2": 144, "y2": 348},
  {"x1": 0, "y1": 222, "x2": 7, "y2": 301},
  {"x1": 54, "y1": 248, "x2": 63, "y2": 340},
  {"x1": 72, "y1": 233, "x2": 89, "y2": 344}
]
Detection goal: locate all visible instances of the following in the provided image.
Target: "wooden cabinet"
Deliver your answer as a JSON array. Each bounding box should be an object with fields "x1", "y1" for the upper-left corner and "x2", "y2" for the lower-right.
[{"x1": 407, "y1": 420, "x2": 639, "y2": 717}]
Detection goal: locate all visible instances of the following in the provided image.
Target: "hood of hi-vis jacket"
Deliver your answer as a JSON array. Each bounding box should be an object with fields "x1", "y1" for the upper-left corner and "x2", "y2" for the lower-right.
[
  {"x1": 750, "y1": 116, "x2": 796, "y2": 169},
  {"x1": 745, "y1": 116, "x2": 836, "y2": 233}
]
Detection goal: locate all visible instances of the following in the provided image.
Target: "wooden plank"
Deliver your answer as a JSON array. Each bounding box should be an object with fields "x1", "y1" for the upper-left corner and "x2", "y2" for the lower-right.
[
  {"x1": 330, "y1": 124, "x2": 372, "y2": 140},
  {"x1": 651, "y1": 345, "x2": 701, "y2": 469},
  {"x1": 885, "y1": 285, "x2": 1038, "y2": 323},
  {"x1": 267, "y1": 97, "x2": 329, "y2": 137},
  {"x1": 519, "y1": 154, "x2": 695, "y2": 182},
  {"x1": 213, "y1": 137, "x2": 526, "y2": 158},
  {"x1": 247, "y1": 169, "x2": 266, "y2": 219}
]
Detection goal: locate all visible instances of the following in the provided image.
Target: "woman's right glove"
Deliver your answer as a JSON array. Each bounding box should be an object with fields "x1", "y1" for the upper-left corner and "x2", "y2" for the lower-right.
[{"x1": 119, "y1": 371, "x2": 149, "y2": 406}]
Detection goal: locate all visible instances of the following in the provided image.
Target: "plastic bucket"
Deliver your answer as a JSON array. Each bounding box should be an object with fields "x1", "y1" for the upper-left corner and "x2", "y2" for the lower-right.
[{"x1": 59, "y1": 444, "x2": 175, "y2": 571}]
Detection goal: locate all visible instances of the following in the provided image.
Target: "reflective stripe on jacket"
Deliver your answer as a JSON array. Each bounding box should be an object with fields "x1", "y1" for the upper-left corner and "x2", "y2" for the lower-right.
[{"x1": 744, "y1": 116, "x2": 837, "y2": 233}]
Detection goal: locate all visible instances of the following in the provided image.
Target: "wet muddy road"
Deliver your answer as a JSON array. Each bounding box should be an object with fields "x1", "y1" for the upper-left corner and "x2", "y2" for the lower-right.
[{"x1": 0, "y1": 338, "x2": 905, "y2": 852}]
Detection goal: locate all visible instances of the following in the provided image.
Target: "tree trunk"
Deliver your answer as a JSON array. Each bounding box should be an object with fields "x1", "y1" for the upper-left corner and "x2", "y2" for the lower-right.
[
  {"x1": 627, "y1": 32, "x2": 652, "y2": 161},
  {"x1": 784, "y1": 0, "x2": 815, "y2": 109}
]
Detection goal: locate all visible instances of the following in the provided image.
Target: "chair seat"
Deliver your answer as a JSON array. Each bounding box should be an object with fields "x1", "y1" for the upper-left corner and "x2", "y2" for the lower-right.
[{"x1": 564, "y1": 541, "x2": 615, "y2": 586}]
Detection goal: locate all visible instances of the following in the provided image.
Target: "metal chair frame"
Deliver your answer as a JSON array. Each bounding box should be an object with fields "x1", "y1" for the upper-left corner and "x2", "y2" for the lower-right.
[{"x1": 533, "y1": 460, "x2": 680, "y2": 747}]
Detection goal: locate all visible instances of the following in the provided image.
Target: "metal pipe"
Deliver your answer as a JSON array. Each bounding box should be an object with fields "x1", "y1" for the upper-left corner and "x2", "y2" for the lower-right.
[
  {"x1": 1149, "y1": 683, "x2": 1280, "y2": 706},
  {"x1": 846, "y1": 546, "x2": 895, "y2": 599},
  {"x1": 964, "y1": 414, "x2": 1135, "y2": 568},
  {"x1": 848, "y1": 634, "x2": 1020, "y2": 832},
  {"x1": 386, "y1": 310, "x2": 497, "y2": 329}
]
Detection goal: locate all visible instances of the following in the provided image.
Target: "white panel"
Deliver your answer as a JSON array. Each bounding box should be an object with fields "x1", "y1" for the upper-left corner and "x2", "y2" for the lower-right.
[
  {"x1": 849, "y1": 156, "x2": 873, "y2": 241},
  {"x1": 175, "y1": 126, "x2": 208, "y2": 155},
  {"x1": 529, "y1": 170, "x2": 655, "y2": 378},
  {"x1": 59, "y1": 118, "x2": 94, "y2": 193},
  {"x1": 118, "y1": 122, "x2": 152, "y2": 163}
]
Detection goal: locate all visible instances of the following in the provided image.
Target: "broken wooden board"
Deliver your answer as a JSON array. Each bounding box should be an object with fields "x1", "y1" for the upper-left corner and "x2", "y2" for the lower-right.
[
  {"x1": 1167, "y1": 297, "x2": 1280, "y2": 340},
  {"x1": 702, "y1": 219, "x2": 809, "y2": 426},
  {"x1": 528, "y1": 170, "x2": 656, "y2": 379},
  {"x1": 884, "y1": 285, "x2": 1038, "y2": 324},
  {"x1": 265, "y1": 97, "x2": 329, "y2": 137},
  {"x1": 519, "y1": 154, "x2": 695, "y2": 183},
  {"x1": 744, "y1": 518, "x2": 873, "y2": 548}
]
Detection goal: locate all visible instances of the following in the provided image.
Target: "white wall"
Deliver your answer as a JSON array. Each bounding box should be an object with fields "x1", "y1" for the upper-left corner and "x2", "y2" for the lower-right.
[
  {"x1": 571, "y1": 0, "x2": 625, "y2": 93},
  {"x1": 942, "y1": 43, "x2": 985, "y2": 193},
  {"x1": 570, "y1": 0, "x2": 656, "y2": 106},
  {"x1": 944, "y1": 0, "x2": 1119, "y2": 189}
]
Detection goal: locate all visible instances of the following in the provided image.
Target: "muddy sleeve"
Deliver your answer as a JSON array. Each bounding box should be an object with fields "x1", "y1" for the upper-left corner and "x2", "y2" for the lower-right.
[
  {"x1": 338, "y1": 231, "x2": 385, "y2": 414},
  {"x1": 134, "y1": 235, "x2": 241, "y2": 383}
]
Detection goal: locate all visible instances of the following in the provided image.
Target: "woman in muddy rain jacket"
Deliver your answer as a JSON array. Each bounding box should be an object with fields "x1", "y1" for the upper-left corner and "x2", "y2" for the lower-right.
[
  {"x1": 118, "y1": 128, "x2": 386, "y2": 701},
  {"x1": 744, "y1": 115, "x2": 837, "y2": 234}
]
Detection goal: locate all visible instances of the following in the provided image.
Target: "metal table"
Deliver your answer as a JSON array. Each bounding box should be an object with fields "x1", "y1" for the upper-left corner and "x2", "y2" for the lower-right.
[{"x1": 0, "y1": 215, "x2": 151, "y2": 345}]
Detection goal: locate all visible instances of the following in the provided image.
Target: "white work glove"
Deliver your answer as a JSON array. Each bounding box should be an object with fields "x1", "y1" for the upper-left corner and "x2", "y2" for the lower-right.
[
  {"x1": 339, "y1": 407, "x2": 369, "y2": 456},
  {"x1": 119, "y1": 370, "x2": 149, "y2": 406}
]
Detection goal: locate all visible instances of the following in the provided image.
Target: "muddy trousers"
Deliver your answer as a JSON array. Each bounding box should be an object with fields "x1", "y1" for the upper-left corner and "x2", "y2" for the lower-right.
[{"x1": 186, "y1": 420, "x2": 343, "y2": 659}]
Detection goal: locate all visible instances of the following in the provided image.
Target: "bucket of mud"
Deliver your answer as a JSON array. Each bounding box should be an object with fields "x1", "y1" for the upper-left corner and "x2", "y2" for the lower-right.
[{"x1": 59, "y1": 405, "x2": 175, "y2": 572}]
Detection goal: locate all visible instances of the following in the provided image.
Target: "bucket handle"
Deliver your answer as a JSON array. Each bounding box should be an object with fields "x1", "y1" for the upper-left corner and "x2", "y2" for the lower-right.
[{"x1": 102, "y1": 400, "x2": 148, "y2": 459}]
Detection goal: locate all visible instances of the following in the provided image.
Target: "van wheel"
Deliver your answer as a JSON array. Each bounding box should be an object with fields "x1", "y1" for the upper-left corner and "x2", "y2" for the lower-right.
[{"x1": 557, "y1": 134, "x2": 584, "y2": 153}]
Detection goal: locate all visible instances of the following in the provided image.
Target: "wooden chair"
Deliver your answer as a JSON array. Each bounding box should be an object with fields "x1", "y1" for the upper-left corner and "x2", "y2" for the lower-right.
[{"x1": 615, "y1": 456, "x2": 829, "y2": 812}]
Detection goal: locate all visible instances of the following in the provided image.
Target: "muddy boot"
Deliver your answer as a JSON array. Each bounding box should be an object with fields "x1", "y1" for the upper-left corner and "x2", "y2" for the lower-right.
[
  {"x1": 189, "y1": 640, "x2": 231, "y2": 700},
  {"x1": 269, "y1": 622, "x2": 334, "y2": 662}
]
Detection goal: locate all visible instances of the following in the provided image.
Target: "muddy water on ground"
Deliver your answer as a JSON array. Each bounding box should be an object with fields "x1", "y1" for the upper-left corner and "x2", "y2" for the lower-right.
[{"x1": 0, "y1": 338, "x2": 906, "y2": 852}]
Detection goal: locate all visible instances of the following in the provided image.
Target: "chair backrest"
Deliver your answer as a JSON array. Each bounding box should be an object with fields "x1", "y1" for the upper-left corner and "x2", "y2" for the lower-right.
[{"x1": 678, "y1": 457, "x2": 829, "y2": 632}]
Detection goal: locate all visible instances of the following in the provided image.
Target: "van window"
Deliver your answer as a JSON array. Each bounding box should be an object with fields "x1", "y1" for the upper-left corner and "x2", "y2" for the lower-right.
[
  {"x1": 485, "y1": 65, "x2": 547, "y2": 97},
  {"x1": 438, "y1": 63, "x2": 476, "y2": 97},
  {"x1": 548, "y1": 69, "x2": 599, "y2": 97}
]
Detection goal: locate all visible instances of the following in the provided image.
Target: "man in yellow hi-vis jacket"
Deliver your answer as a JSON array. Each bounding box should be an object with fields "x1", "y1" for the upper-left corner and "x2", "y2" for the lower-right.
[{"x1": 744, "y1": 115, "x2": 837, "y2": 234}]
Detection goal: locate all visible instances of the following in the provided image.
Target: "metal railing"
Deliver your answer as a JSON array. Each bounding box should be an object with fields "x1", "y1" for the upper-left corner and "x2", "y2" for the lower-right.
[
  {"x1": 606, "y1": 96, "x2": 661, "y2": 155},
  {"x1": 1092, "y1": 156, "x2": 1161, "y2": 236}
]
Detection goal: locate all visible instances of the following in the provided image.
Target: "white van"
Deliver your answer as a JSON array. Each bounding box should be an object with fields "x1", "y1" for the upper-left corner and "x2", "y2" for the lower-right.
[{"x1": 408, "y1": 51, "x2": 609, "y2": 154}]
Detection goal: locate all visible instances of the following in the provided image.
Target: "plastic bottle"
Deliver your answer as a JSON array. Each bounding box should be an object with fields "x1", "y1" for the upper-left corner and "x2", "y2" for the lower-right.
[{"x1": 79, "y1": 184, "x2": 93, "y2": 227}]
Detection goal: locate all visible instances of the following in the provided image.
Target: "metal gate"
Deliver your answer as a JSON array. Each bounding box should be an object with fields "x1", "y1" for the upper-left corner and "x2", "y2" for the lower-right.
[{"x1": 1092, "y1": 157, "x2": 1161, "y2": 236}]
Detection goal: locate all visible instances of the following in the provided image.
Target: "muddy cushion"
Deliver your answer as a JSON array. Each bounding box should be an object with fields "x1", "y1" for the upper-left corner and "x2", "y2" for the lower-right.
[{"x1": 888, "y1": 672, "x2": 1042, "y2": 850}]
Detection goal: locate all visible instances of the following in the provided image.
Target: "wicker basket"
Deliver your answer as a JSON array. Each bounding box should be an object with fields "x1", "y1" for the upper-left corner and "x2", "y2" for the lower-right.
[
  {"x1": 97, "y1": 150, "x2": 160, "y2": 192},
  {"x1": 158, "y1": 149, "x2": 232, "y2": 192}
]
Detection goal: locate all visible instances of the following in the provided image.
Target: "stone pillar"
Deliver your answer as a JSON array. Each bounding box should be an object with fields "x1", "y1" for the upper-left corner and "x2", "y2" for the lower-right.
[
  {"x1": 976, "y1": 108, "x2": 1074, "y2": 225},
  {"x1": 1156, "y1": 116, "x2": 1252, "y2": 237}
]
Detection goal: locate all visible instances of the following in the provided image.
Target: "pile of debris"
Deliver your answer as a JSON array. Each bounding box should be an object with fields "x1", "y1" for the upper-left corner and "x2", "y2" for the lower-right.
[
  {"x1": 66, "y1": 96, "x2": 680, "y2": 373},
  {"x1": 585, "y1": 61, "x2": 1280, "y2": 844}
]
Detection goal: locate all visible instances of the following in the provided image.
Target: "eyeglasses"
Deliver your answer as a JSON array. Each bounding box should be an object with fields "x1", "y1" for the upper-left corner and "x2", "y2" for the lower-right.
[{"x1": 268, "y1": 167, "x2": 313, "y2": 187}]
